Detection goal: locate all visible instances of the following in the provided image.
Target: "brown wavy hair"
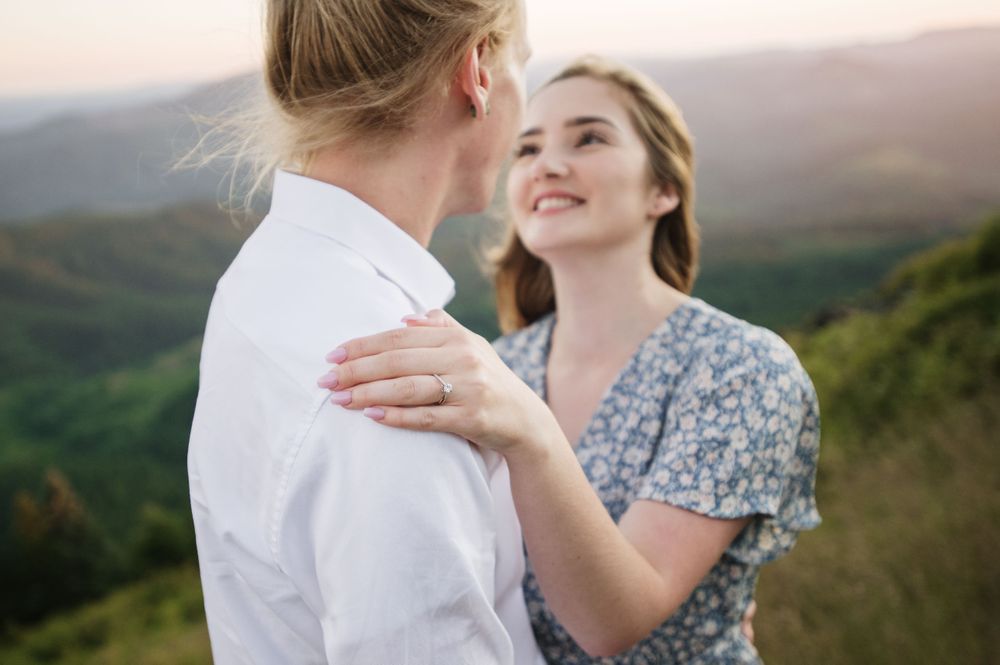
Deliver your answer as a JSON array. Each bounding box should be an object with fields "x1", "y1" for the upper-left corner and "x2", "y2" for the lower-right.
[{"x1": 492, "y1": 56, "x2": 699, "y2": 333}]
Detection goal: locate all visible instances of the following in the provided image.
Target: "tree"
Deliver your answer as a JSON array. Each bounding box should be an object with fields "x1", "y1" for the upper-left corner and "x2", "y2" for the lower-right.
[{"x1": 1, "y1": 468, "x2": 123, "y2": 625}]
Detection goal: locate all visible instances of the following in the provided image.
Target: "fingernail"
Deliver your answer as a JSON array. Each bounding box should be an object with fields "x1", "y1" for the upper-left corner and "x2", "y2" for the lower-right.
[
  {"x1": 325, "y1": 347, "x2": 347, "y2": 363},
  {"x1": 363, "y1": 407, "x2": 385, "y2": 420},
  {"x1": 330, "y1": 390, "x2": 352, "y2": 406},
  {"x1": 316, "y1": 371, "x2": 338, "y2": 389},
  {"x1": 401, "y1": 314, "x2": 428, "y2": 323}
]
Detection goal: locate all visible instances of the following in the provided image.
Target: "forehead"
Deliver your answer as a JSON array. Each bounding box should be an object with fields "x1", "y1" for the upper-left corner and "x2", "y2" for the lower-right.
[{"x1": 525, "y1": 76, "x2": 630, "y2": 128}]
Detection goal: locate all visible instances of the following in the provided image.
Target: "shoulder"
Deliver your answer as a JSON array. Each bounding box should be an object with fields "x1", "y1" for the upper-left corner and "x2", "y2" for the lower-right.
[
  {"x1": 491, "y1": 313, "x2": 555, "y2": 372},
  {"x1": 214, "y1": 220, "x2": 419, "y2": 388},
  {"x1": 677, "y1": 299, "x2": 812, "y2": 399}
]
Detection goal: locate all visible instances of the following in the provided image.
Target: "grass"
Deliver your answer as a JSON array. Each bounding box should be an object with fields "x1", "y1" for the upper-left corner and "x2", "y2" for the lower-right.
[
  {"x1": 755, "y1": 391, "x2": 1000, "y2": 664},
  {"x1": 0, "y1": 566, "x2": 210, "y2": 665}
]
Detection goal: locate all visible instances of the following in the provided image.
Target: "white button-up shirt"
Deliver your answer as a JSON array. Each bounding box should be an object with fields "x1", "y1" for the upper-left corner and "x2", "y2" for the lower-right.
[{"x1": 188, "y1": 170, "x2": 543, "y2": 664}]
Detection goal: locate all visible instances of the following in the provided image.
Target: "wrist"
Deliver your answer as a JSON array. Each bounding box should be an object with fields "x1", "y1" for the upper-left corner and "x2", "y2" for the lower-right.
[{"x1": 504, "y1": 404, "x2": 566, "y2": 470}]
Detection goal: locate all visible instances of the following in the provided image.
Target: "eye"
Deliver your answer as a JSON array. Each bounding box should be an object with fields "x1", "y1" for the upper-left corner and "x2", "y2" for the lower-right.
[
  {"x1": 514, "y1": 142, "x2": 539, "y2": 158},
  {"x1": 576, "y1": 129, "x2": 607, "y2": 147}
]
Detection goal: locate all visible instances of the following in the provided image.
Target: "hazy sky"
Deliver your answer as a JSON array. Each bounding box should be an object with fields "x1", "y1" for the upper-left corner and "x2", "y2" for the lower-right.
[{"x1": 2, "y1": 0, "x2": 999, "y2": 96}]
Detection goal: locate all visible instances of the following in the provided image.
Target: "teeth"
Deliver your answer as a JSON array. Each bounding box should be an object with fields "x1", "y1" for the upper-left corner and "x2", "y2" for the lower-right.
[{"x1": 535, "y1": 196, "x2": 582, "y2": 212}]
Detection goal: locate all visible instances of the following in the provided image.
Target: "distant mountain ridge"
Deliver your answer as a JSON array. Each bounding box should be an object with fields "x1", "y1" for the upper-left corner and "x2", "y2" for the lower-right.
[
  {"x1": 0, "y1": 82, "x2": 196, "y2": 135},
  {"x1": 1, "y1": 26, "x2": 998, "y2": 229}
]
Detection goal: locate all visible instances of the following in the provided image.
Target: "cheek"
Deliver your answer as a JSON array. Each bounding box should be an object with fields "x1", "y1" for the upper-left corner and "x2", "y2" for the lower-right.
[
  {"x1": 506, "y1": 166, "x2": 529, "y2": 210},
  {"x1": 496, "y1": 77, "x2": 524, "y2": 143},
  {"x1": 596, "y1": 162, "x2": 652, "y2": 212}
]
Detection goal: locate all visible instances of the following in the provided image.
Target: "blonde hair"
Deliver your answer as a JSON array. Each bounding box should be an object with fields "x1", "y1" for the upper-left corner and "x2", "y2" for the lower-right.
[
  {"x1": 492, "y1": 56, "x2": 700, "y2": 333},
  {"x1": 185, "y1": 0, "x2": 519, "y2": 213}
]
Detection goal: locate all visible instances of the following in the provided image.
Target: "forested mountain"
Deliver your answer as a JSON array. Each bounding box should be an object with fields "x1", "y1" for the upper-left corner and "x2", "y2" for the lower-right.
[
  {"x1": 1, "y1": 213, "x2": 996, "y2": 663},
  {"x1": 1, "y1": 27, "x2": 998, "y2": 231}
]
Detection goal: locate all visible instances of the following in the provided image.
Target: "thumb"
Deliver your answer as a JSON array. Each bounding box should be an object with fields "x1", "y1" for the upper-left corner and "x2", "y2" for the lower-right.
[{"x1": 402, "y1": 309, "x2": 459, "y2": 328}]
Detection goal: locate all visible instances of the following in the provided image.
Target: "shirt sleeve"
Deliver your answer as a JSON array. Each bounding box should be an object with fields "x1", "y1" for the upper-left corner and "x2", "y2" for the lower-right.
[
  {"x1": 280, "y1": 404, "x2": 516, "y2": 664},
  {"x1": 636, "y1": 327, "x2": 822, "y2": 565}
]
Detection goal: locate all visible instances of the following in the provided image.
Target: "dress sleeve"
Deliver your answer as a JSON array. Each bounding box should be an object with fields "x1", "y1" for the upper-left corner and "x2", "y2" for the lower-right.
[{"x1": 635, "y1": 327, "x2": 821, "y2": 565}]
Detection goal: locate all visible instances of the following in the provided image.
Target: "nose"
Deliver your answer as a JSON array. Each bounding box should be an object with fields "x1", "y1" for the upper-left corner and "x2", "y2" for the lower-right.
[{"x1": 528, "y1": 146, "x2": 569, "y2": 181}]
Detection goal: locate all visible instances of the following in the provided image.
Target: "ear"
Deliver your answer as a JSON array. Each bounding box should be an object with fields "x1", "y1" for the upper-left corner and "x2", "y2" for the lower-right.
[
  {"x1": 458, "y1": 39, "x2": 492, "y2": 120},
  {"x1": 648, "y1": 182, "x2": 680, "y2": 219}
]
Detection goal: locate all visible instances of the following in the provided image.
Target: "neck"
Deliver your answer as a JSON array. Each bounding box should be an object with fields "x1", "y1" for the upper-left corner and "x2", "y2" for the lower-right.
[
  {"x1": 546, "y1": 235, "x2": 688, "y2": 362},
  {"x1": 303, "y1": 136, "x2": 456, "y2": 248}
]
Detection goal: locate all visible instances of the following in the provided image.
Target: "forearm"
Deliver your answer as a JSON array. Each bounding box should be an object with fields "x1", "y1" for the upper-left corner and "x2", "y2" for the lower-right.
[{"x1": 505, "y1": 423, "x2": 678, "y2": 657}]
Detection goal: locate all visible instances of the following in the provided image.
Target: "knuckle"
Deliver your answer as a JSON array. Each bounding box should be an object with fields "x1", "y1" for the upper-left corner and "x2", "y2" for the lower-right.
[
  {"x1": 458, "y1": 348, "x2": 479, "y2": 369},
  {"x1": 384, "y1": 352, "x2": 404, "y2": 375},
  {"x1": 418, "y1": 409, "x2": 436, "y2": 430},
  {"x1": 351, "y1": 337, "x2": 369, "y2": 357},
  {"x1": 399, "y1": 378, "x2": 417, "y2": 400},
  {"x1": 388, "y1": 328, "x2": 407, "y2": 346},
  {"x1": 469, "y1": 410, "x2": 487, "y2": 433},
  {"x1": 469, "y1": 369, "x2": 489, "y2": 392}
]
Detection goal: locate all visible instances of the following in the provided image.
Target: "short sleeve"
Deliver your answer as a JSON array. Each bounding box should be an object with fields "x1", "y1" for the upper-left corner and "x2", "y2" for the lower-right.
[
  {"x1": 636, "y1": 327, "x2": 821, "y2": 564},
  {"x1": 280, "y1": 407, "x2": 517, "y2": 664}
]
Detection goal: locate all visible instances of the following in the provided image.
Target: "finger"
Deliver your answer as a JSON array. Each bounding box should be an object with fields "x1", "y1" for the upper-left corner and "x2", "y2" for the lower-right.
[
  {"x1": 363, "y1": 405, "x2": 458, "y2": 434},
  {"x1": 335, "y1": 375, "x2": 446, "y2": 409},
  {"x1": 328, "y1": 326, "x2": 452, "y2": 364},
  {"x1": 403, "y1": 309, "x2": 461, "y2": 329},
  {"x1": 332, "y1": 348, "x2": 455, "y2": 390},
  {"x1": 741, "y1": 600, "x2": 757, "y2": 644}
]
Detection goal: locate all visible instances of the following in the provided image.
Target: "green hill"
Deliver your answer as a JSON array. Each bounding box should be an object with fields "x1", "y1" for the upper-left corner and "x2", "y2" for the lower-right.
[
  {"x1": 756, "y1": 213, "x2": 1000, "y2": 663},
  {"x1": 0, "y1": 203, "x2": 244, "y2": 385},
  {"x1": 0, "y1": 566, "x2": 209, "y2": 665},
  {"x1": 0, "y1": 200, "x2": 949, "y2": 389},
  {"x1": 0, "y1": 214, "x2": 996, "y2": 662}
]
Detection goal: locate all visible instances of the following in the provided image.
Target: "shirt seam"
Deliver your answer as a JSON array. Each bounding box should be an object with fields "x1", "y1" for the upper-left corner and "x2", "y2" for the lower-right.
[{"x1": 212, "y1": 299, "x2": 329, "y2": 566}]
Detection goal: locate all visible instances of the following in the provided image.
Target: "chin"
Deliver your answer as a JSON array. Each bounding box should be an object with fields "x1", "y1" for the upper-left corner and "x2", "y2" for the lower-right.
[
  {"x1": 518, "y1": 231, "x2": 575, "y2": 260},
  {"x1": 520, "y1": 226, "x2": 612, "y2": 263},
  {"x1": 455, "y1": 182, "x2": 496, "y2": 216}
]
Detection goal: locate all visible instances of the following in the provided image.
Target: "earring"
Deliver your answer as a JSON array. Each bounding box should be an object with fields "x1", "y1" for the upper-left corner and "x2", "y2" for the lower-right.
[{"x1": 470, "y1": 99, "x2": 491, "y2": 119}]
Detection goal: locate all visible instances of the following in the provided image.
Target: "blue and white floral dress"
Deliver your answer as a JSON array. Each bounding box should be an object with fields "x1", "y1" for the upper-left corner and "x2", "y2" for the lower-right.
[{"x1": 493, "y1": 297, "x2": 821, "y2": 664}]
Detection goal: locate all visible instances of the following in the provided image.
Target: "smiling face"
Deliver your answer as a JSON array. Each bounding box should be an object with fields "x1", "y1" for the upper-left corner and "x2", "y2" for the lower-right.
[{"x1": 506, "y1": 75, "x2": 678, "y2": 262}]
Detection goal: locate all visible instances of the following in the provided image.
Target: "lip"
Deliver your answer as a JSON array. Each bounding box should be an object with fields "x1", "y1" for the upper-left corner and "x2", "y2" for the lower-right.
[{"x1": 531, "y1": 190, "x2": 586, "y2": 214}]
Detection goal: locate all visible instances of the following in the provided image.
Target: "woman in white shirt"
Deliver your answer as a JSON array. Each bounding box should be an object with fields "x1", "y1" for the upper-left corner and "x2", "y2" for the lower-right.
[{"x1": 187, "y1": 1, "x2": 544, "y2": 663}]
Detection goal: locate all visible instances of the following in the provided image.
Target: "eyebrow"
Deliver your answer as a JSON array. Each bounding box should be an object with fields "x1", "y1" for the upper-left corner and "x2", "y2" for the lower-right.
[{"x1": 517, "y1": 115, "x2": 619, "y2": 139}]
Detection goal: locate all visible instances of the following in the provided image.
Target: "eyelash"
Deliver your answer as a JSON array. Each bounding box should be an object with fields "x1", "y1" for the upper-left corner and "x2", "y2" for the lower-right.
[
  {"x1": 514, "y1": 130, "x2": 608, "y2": 158},
  {"x1": 576, "y1": 129, "x2": 607, "y2": 147},
  {"x1": 514, "y1": 143, "x2": 538, "y2": 158}
]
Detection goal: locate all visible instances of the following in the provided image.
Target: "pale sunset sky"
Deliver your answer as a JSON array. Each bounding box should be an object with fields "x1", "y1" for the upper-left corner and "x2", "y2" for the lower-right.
[{"x1": 2, "y1": 0, "x2": 999, "y2": 96}]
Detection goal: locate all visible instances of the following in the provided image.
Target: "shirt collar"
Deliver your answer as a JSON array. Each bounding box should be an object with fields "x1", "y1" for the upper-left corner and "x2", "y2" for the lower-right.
[{"x1": 267, "y1": 169, "x2": 455, "y2": 312}]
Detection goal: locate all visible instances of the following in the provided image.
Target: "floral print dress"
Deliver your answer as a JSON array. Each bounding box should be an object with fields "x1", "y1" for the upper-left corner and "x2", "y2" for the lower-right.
[{"x1": 493, "y1": 297, "x2": 821, "y2": 664}]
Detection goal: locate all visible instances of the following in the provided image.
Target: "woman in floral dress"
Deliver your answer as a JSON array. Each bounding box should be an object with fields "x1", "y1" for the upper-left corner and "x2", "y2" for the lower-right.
[{"x1": 319, "y1": 57, "x2": 821, "y2": 664}]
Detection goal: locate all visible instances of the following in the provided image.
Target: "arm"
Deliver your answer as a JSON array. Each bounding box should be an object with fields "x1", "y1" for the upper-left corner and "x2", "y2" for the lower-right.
[
  {"x1": 286, "y1": 406, "x2": 515, "y2": 663},
  {"x1": 502, "y1": 415, "x2": 749, "y2": 657},
  {"x1": 322, "y1": 314, "x2": 751, "y2": 657}
]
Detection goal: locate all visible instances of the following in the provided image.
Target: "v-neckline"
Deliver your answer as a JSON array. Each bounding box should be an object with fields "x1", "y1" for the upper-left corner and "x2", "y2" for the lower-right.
[{"x1": 539, "y1": 297, "x2": 700, "y2": 450}]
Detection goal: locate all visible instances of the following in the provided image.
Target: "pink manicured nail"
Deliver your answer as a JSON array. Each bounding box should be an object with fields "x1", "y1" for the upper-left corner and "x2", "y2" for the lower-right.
[
  {"x1": 401, "y1": 314, "x2": 428, "y2": 323},
  {"x1": 363, "y1": 407, "x2": 385, "y2": 420},
  {"x1": 325, "y1": 347, "x2": 348, "y2": 363},
  {"x1": 330, "y1": 391, "x2": 352, "y2": 406},
  {"x1": 316, "y1": 371, "x2": 338, "y2": 389}
]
